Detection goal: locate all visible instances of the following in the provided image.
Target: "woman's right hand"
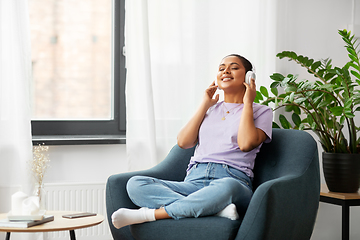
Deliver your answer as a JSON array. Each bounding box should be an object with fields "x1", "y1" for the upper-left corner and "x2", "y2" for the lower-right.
[
  {"x1": 177, "y1": 81, "x2": 219, "y2": 149},
  {"x1": 203, "y1": 81, "x2": 219, "y2": 109}
]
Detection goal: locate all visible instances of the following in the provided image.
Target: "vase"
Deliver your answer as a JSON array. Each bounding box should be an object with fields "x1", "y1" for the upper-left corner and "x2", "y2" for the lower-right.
[
  {"x1": 35, "y1": 183, "x2": 47, "y2": 211},
  {"x1": 323, "y1": 152, "x2": 360, "y2": 193}
]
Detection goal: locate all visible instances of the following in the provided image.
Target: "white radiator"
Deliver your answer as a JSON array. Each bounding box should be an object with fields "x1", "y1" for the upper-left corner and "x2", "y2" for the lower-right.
[{"x1": 43, "y1": 182, "x2": 112, "y2": 240}]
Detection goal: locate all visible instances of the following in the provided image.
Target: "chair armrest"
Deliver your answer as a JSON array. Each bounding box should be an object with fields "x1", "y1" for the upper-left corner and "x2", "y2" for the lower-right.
[
  {"x1": 105, "y1": 167, "x2": 181, "y2": 240},
  {"x1": 106, "y1": 145, "x2": 195, "y2": 240},
  {"x1": 106, "y1": 144, "x2": 195, "y2": 211},
  {"x1": 236, "y1": 172, "x2": 320, "y2": 240}
]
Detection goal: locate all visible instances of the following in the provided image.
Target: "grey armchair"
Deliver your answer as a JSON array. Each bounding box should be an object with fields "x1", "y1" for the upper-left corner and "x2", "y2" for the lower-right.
[{"x1": 106, "y1": 129, "x2": 320, "y2": 240}]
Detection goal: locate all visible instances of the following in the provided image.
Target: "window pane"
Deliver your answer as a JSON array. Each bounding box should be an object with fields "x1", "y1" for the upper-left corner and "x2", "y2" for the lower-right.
[{"x1": 29, "y1": 0, "x2": 112, "y2": 120}]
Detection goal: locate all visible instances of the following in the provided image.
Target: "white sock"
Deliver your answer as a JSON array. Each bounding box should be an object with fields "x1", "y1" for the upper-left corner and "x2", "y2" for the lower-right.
[
  {"x1": 111, "y1": 207, "x2": 156, "y2": 229},
  {"x1": 215, "y1": 203, "x2": 239, "y2": 220}
]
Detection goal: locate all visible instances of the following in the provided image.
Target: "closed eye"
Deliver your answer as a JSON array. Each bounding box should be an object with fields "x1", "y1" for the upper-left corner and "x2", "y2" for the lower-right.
[{"x1": 219, "y1": 62, "x2": 240, "y2": 71}]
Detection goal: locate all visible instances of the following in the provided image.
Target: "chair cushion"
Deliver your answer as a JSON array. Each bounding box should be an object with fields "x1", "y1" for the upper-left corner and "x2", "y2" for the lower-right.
[{"x1": 130, "y1": 216, "x2": 242, "y2": 240}]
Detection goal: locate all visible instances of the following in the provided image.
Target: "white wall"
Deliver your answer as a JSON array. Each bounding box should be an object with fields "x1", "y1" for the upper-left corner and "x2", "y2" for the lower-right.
[
  {"x1": 44, "y1": 144, "x2": 127, "y2": 184},
  {"x1": 276, "y1": 0, "x2": 360, "y2": 239}
]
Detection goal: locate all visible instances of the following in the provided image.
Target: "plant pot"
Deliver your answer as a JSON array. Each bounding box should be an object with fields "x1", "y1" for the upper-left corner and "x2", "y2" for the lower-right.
[{"x1": 323, "y1": 152, "x2": 360, "y2": 193}]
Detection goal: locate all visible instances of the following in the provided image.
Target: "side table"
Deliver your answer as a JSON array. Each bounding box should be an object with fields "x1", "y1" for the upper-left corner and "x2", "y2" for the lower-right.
[
  {"x1": 0, "y1": 211, "x2": 104, "y2": 240},
  {"x1": 320, "y1": 184, "x2": 360, "y2": 240}
]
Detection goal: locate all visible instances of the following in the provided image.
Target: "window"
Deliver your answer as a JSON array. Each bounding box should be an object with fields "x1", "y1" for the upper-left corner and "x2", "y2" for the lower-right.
[{"x1": 30, "y1": 0, "x2": 126, "y2": 145}]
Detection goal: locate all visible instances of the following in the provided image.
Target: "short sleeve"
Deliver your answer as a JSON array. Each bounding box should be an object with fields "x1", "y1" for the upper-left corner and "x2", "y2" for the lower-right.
[{"x1": 253, "y1": 105, "x2": 273, "y2": 143}]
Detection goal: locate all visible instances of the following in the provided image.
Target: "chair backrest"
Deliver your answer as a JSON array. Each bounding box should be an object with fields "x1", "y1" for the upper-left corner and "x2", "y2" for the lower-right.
[
  {"x1": 252, "y1": 128, "x2": 318, "y2": 190},
  {"x1": 158, "y1": 129, "x2": 318, "y2": 190}
]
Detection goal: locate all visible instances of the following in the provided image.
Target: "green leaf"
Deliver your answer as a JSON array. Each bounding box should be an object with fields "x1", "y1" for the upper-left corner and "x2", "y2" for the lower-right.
[
  {"x1": 307, "y1": 59, "x2": 314, "y2": 67},
  {"x1": 311, "y1": 122, "x2": 317, "y2": 130},
  {"x1": 324, "y1": 73, "x2": 336, "y2": 81},
  {"x1": 325, "y1": 58, "x2": 333, "y2": 69},
  {"x1": 285, "y1": 105, "x2": 293, "y2": 112},
  {"x1": 292, "y1": 113, "x2": 301, "y2": 127},
  {"x1": 344, "y1": 108, "x2": 355, "y2": 118},
  {"x1": 344, "y1": 99, "x2": 352, "y2": 108},
  {"x1": 347, "y1": 46, "x2": 357, "y2": 56},
  {"x1": 326, "y1": 118, "x2": 334, "y2": 128},
  {"x1": 340, "y1": 115, "x2": 345, "y2": 125},
  {"x1": 271, "y1": 87, "x2": 278, "y2": 96},
  {"x1": 317, "y1": 69, "x2": 325, "y2": 78},
  {"x1": 270, "y1": 73, "x2": 285, "y2": 81},
  {"x1": 272, "y1": 122, "x2": 280, "y2": 128},
  {"x1": 307, "y1": 114, "x2": 314, "y2": 126},
  {"x1": 354, "y1": 97, "x2": 360, "y2": 106},
  {"x1": 254, "y1": 91, "x2": 263, "y2": 103},
  {"x1": 330, "y1": 106, "x2": 343, "y2": 116},
  {"x1": 270, "y1": 82, "x2": 280, "y2": 88},
  {"x1": 311, "y1": 61, "x2": 321, "y2": 71},
  {"x1": 297, "y1": 55, "x2": 304, "y2": 63},
  {"x1": 290, "y1": 52, "x2": 298, "y2": 59},
  {"x1": 294, "y1": 97, "x2": 307, "y2": 104},
  {"x1": 351, "y1": 70, "x2": 360, "y2": 80},
  {"x1": 279, "y1": 114, "x2": 291, "y2": 129},
  {"x1": 260, "y1": 86, "x2": 269, "y2": 98},
  {"x1": 318, "y1": 99, "x2": 332, "y2": 108},
  {"x1": 281, "y1": 77, "x2": 291, "y2": 86},
  {"x1": 313, "y1": 94, "x2": 324, "y2": 106},
  {"x1": 283, "y1": 95, "x2": 289, "y2": 103},
  {"x1": 342, "y1": 67, "x2": 351, "y2": 80},
  {"x1": 293, "y1": 106, "x2": 301, "y2": 115},
  {"x1": 349, "y1": 54, "x2": 358, "y2": 62},
  {"x1": 348, "y1": 62, "x2": 360, "y2": 71},
  {"x1": 289, "y1": 92, "x2": 295, "y2": 102},
  {"x1": 318, "y1": 83, "x2": 334, "y2": 90},
  {"x1": 285, "y1": 86, "x2": 297, "y2": 92}
]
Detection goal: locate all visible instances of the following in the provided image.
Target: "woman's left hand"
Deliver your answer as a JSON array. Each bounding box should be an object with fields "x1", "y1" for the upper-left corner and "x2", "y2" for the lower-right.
[
  {"x1": 238, "y1": 78, "x2": 267, "y2": 152},
  {"x1": 243, "y1": 78, "x2": 256, "y2": 105}
]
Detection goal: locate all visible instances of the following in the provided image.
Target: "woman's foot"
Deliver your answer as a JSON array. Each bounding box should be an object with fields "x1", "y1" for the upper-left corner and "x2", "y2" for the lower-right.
[
  {"x1": 111, "y1": 207, "x2": 156, "y2": 229},
  {"x1": 215, "y1": 203, "x2": 239, "y2": 220}
]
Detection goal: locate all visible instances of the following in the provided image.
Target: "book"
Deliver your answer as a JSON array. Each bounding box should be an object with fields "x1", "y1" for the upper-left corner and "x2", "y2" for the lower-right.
[
  {"x1": 0, "y1": 215, "x2": 54, "y2": 228},
  {"x1": 7, "y1": 210, "x2": 47, "y2": 221}
]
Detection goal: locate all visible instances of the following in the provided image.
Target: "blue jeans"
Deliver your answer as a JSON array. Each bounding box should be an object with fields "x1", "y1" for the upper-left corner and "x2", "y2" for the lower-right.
[{"x1": 126, "y1": 162, "x2": 253, "y2": 220}]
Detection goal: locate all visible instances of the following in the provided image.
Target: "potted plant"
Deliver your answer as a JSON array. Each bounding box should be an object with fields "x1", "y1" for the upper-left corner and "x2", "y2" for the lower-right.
[{"x1": 255, "y1": 29, "x2": 360, "y2": 193}]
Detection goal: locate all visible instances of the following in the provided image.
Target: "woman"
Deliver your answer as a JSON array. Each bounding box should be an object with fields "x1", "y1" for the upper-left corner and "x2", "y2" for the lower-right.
[{"x1": 112, "y1": 54, "x2": 273, "y2": 229}]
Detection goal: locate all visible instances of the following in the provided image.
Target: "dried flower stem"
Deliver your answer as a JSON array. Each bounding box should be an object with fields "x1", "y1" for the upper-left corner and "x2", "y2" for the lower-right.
[{"x1": 30, "y1": 144, "x2": 50, "y2": 200}]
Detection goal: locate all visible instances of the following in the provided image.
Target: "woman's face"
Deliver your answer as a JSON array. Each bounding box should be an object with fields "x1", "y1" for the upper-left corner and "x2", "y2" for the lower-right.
[{"x1": 216, "y1": 56, "x2": 246, "y2": 91}]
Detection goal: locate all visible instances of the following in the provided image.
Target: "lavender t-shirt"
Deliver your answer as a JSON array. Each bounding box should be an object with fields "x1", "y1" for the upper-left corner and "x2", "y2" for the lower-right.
[{"x1": 188, "y1": 101, "x2": 273, "y2": 178}]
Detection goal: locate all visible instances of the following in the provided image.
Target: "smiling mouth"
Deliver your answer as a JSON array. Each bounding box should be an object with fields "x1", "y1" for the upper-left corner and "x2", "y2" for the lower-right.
[{"x1": 222, "y1": 77, "x2": 233, "y2": 82}]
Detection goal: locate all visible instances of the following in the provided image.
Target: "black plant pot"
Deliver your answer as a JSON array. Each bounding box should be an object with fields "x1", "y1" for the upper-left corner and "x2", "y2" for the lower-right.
[{"x1": 323, "y1": 152, "x2": 360, "y2": 193}]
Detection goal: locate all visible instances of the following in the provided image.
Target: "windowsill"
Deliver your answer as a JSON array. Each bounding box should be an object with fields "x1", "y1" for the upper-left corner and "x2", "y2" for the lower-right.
[{"x1": 32, "y1": 135, "x2": 126, "y2": 146}]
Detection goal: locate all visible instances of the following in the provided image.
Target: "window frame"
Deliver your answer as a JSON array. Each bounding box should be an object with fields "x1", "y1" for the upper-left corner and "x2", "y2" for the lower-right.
[{"x1": 31, "y1": 0, "x2": 126, "y2": 145}]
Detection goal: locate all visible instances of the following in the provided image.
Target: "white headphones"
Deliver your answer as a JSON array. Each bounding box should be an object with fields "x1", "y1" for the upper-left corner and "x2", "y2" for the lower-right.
[{"x1": 245, "y1": 67, "x2": 256, "y2": 85}]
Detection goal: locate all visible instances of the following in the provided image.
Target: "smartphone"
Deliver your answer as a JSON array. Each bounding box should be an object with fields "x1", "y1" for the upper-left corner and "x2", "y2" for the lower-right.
[{"x1": 62, "y1": 212, "x2": 97, "y2": 219}]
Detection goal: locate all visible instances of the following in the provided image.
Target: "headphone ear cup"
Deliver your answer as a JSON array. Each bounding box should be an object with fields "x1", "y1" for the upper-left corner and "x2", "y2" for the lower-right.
[
  {"x1": 245, "y1": 71, "x2": 256, "y2": 84},
  {"x1": 215, "y1": 80, "x2": 221, "y2": 90}
]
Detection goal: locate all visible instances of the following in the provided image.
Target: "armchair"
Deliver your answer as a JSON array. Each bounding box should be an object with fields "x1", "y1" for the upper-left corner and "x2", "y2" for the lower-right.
[{"x1": 106, "y1": 129, "x2": 320, "y2": 240}]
